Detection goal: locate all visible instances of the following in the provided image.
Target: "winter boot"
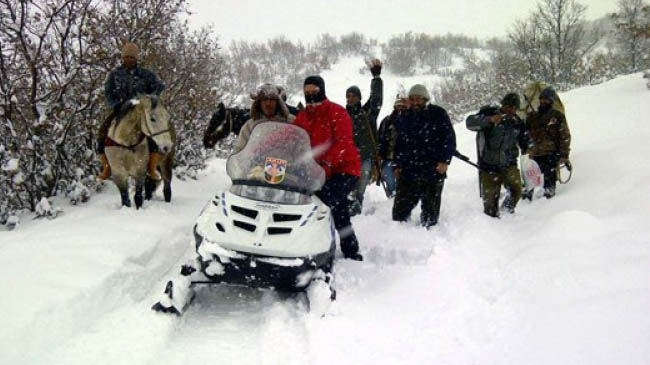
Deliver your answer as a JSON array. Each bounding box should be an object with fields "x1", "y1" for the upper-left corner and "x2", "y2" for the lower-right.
[
  {"x1": 97, "y1": 154, "x2": 111, "y2": 180},
  {"x1": 483, "y1": 207, "x2": 500, "y2": 218},
  {"x1": 501, "y1": 197, "x2": 515, "y2": 214},
  {"x1": 148, "y1": 152, "x2": 163, "y2": 180},
  {"x1": 521, "y1": 189, "x2": 533, "y2": 201},
  {"x1": 341, "y1": 234, "x2": 363, "y2": 261},
  {"x1": 544, "y1": 187, "x2": 556, "y2": 199},
  {"x1": 345, "y1": 252, "x2": 364, "y2": 261}
]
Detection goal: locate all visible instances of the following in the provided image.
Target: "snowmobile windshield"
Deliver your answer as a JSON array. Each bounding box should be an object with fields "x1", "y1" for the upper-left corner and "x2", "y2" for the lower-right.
[{"x1": 226, "y1": 122, "x2": 326, "y2": 204}]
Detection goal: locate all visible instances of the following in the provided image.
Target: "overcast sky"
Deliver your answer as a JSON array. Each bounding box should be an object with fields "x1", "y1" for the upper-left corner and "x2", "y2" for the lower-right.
[{"x1": 187, "y1": 0, "x2": 616, "y2": 46}]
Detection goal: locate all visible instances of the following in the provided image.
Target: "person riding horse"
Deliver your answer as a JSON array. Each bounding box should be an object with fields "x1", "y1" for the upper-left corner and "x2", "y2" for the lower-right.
[{"x1": 97, "y1": 42, "x2": 165, "y2": 180}]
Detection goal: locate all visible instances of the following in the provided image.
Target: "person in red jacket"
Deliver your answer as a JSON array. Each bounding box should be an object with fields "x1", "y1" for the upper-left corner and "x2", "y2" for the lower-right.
[{"x1": 294, "y1": 75, "x2": 363, "y2": 261}]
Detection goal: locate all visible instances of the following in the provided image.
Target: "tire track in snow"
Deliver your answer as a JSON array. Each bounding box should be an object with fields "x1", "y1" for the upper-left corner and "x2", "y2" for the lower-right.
[
  {"x1": 149, "y1": 286, "x2": 313, "y2": 365},
  {"x1": 3, "y1": 229, "x2": 192, "y2": 365}
]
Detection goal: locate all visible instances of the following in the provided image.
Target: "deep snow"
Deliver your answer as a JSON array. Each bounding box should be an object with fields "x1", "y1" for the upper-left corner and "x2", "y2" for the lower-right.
[{"x1": 1, "y1": 69, "x2": 650, "y2": 365}]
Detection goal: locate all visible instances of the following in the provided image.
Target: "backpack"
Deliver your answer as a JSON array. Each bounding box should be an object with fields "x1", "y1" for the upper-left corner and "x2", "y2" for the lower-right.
[{"x1": 520, "y1": 81, "x2": 565, "y2": 118}]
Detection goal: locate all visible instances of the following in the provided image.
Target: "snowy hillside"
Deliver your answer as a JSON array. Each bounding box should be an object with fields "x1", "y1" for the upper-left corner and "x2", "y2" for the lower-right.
[{"x1": 1, "y1": 71, "x2": 649, "y2": 365}]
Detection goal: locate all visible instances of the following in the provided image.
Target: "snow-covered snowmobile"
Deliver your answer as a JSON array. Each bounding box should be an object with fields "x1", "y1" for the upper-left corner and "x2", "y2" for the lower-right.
[{"x1": 152, "y1": 122, "x2": 336, "y2": 315}]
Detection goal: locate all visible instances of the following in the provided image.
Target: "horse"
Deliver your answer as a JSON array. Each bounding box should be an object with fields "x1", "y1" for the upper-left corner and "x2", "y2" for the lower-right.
[{"x1": 104, "y1": 95, "x2": 176, "y2": 208}]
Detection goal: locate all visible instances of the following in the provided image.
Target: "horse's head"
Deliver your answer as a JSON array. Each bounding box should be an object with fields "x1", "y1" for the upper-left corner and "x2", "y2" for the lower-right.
[{"x1": 138, "y1": 95, "x2": 175, "y2": 154}]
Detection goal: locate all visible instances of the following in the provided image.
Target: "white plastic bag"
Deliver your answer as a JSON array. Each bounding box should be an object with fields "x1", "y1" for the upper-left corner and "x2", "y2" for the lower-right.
[{"x1": 520, "y1": 154, "x2": 543, "y2": 195}]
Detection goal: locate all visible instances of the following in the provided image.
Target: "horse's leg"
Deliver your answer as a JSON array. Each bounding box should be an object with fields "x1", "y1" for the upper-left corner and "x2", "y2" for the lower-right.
[
  {"x1": 145, "y1": 175, "x2": 156, "y2": 200},
  {"x1": 134, "y1": 176, "x2": 145, "y2": 209},
  {"x1": 162, "y1": 153, "x2": 173, "y2": 203},
  {"x1": 113, "y1": 175, "x2": 131, "y2": 207}
]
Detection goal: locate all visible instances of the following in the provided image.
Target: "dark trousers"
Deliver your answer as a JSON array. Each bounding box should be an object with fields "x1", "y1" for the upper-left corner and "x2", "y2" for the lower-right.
[
  {"x1": 316, "y1": 174, "x2": 360, "y2": 257},
  {"x1": 392, "y1": 175, "x2": 445, "y2": 227},
  {"x1": 480, "y1": 165, "x2": 522, "y2": 217},
  {"x1": 533, "y1": 155, "x2": 559, "y2": 191}
]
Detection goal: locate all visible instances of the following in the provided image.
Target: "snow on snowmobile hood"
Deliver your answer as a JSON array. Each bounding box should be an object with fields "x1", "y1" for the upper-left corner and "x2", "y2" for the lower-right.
[{"x1": 226, "y1": 122, "x2": 326, "y2": 197}]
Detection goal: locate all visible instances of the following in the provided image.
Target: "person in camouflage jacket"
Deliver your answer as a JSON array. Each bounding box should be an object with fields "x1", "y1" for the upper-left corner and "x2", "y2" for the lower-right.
[
  {"x1": 345, "y1": 59, "x2": 383, "y2": 215},
  {"x1": 525, "y1": 87, "x2": 571, "y2": 198}
]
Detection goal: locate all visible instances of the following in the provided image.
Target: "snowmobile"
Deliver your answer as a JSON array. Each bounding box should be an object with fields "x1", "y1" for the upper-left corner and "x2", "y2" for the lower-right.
[{"x1": 152, "y1": 122, "x2": 336, "y2": 315}]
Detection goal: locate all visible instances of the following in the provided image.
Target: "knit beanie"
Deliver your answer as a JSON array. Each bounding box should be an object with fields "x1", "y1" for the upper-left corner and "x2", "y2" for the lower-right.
[
  {"x1": 122, "y1": 42, "x2": 139, "y2": 58},
  {"x1": 346, "y1": 86, "x2": 362, "y2": 99},
  {"x1": 304, "y1": 75, "x2": 326, "y2": 103},
  {"x1": 408, "y1": 84, "x2": 430, "y2": 101},
  {"x1": 501, "y1": 92, "x2": 521, "y2": 108},
  {"x1": 539, "y1": 87, "x2": 557, "y2": 103}
]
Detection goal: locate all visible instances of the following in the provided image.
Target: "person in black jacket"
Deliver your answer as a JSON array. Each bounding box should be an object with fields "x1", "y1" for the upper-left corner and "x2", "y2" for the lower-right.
[
  {"x1": 345, "y1": 59, "x2": 383, "y2": 215},
  {"x1": 393, "y1": 84, "x2": 456, "y2": 228}
]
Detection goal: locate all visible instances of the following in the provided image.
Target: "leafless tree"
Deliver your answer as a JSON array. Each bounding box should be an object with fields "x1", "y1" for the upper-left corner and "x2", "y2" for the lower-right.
[
  {"x1": 611, "y1": 0, "x2": 650, "y2": 72},
  {"x1": 508, "y1": 0, "x2": 601, "y2": 85}
]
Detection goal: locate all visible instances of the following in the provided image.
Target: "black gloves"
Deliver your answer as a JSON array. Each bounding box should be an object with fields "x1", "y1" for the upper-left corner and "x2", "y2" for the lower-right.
[{"x1": 370, "y1": 59, "x2": 382, "y2": 77}]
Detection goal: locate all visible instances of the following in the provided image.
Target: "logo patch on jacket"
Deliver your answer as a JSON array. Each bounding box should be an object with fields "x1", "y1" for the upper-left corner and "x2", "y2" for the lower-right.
[{"x1": 264, "y1": 157, "x2": 287, "y2": 184}]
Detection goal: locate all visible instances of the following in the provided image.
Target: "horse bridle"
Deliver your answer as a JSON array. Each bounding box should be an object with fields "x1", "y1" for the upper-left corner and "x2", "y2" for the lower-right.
[{"x1": 142, "y1": 109, "x2": 172, "y2": 139}]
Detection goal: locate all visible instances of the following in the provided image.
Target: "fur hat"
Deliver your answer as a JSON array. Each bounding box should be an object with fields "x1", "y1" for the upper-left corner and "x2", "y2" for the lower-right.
[
  {"x1": 408, "y1": 84, "x2": 430, "y2": 101},
  {"x1": 250, "y1": 83, "x2": 290, "y2": 120},
  {"x1": 121, "y1": 42, "x2": 139, "y2": 58},
  {"x1": 251, "y1": 83, "x2": 280, "y2": 100},
  {"x1": 277, "y1": 85, "x2": 288, "y2": 101},
  {"x1": 501, "y1": 92, "x2": 520, "y2": 108}
]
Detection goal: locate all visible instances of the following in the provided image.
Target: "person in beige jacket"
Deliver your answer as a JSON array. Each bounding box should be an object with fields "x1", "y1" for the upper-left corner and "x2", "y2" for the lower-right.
[
  {"x1": 525, "y1": 87, "x2": 571, "y2": 198},
  {"x1": 232, "y1": 83, "x2": 295, "y2": 154}
]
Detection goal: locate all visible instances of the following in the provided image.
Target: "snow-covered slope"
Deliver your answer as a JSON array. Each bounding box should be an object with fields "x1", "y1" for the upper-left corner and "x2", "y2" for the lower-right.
[{"x1": 1, "y1": 72, "x2": 649, "y2": 365}]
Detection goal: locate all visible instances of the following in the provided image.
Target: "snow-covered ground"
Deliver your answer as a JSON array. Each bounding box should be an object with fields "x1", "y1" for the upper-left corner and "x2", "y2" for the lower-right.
[{"x1": 1, "y1": 71, "x2": 650, "y2": 364}]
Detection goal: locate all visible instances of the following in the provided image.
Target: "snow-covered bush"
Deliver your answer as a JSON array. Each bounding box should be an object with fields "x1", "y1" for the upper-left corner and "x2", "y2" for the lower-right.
[
  {"x1": 0, "y1": 0, "x2": 230, "y2": 223},
  {"x1": 66, "y1": 181, "x2": 91, "y2": 205}
]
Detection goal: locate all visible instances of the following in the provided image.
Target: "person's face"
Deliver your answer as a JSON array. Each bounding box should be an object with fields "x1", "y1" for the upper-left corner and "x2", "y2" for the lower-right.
[
  {"x1": 260, "y1": 97, "x2": 277, "y2": 118},
  {"x1": 304, "y1": 84, "x2": 320, "y2": 101},
  {"x1": 122, "y1": 55, "x2": 137, "y2": 68},
  {"x1": 346, "y1": 93, "x2": 360, "y2": 106},
  {"x1": 408, "y1": 96, "x2": 426, "y2": 110},
  {"x1": 502, "y1": 105, "x2": 517, "y2": 116}
]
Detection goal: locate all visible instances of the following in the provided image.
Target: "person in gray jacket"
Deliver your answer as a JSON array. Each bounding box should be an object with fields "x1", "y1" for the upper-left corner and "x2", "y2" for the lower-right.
[{"x1": 466, "y1": 93, "x2": 530, "y2": 217}]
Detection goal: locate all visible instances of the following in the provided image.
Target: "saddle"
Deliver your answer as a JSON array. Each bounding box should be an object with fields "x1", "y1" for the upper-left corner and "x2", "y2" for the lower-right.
[{"x1": 103, "y1": 107, "x2": 146, "y2": 151}]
